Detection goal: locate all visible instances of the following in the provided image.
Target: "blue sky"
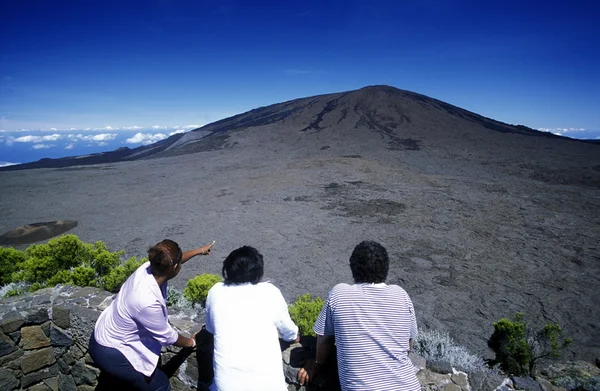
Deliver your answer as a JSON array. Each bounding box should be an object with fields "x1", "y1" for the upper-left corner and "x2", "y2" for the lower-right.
[{"x1": 1, "y1": 0, "x2": 599, "y2": 165}]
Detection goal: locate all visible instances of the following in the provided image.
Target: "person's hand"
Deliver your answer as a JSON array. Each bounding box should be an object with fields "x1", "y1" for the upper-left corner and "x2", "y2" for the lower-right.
[
  {"x1": 199, "y1": 240, "x2": 215, "y2": 255},
  {"x1": 293, "y1": 331, "x2": 301, "y2": 344},
  {"x1": 297, "y1": 359, "x2": 320, "y2": 386}
]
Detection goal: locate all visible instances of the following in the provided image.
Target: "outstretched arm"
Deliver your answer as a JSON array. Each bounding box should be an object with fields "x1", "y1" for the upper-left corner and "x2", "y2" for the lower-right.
[
  {"x1": 181, "y1": 240, "x2": 215, "y2": 264},
  {"x1": 297, "y1": 334, "x2": 335, "y2": 385}
]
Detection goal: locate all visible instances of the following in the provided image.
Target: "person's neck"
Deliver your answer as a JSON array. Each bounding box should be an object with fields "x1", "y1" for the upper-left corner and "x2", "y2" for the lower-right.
[{"x1": 154, "y1": 275, "x2": 169, "y2": 287}]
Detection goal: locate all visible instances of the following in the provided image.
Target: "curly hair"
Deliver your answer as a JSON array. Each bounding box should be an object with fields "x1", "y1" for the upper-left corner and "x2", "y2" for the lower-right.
[
  {"x1": 222, "y1": 246, "x2": 264, "y2": 285},
  {"x1": 349, "y1": 240, "x2": 389, "y2": 283},
  {"x1": 148, "y1": 239, "x2": 182, "y2": 276}
]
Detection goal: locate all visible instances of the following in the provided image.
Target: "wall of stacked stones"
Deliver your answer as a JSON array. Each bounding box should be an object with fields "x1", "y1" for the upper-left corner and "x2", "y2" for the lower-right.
[
  {"x1": 0, "y1": 285, "x2": 200, "y2": 391},
  {"x1": 0, "y1": 285, "x2": 583, "y2": 391}
]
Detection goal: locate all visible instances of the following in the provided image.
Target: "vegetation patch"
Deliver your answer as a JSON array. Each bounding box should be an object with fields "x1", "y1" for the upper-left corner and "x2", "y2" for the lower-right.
[
  {"x1": 183, "y1": 274, "x2": 222, "y2": 306},
  {"x1": 288, "y1": 294, "x2": 324, "y2": 337},
  {"x1": 0, "y1": 234, "x2": 146, "y2": 294}
]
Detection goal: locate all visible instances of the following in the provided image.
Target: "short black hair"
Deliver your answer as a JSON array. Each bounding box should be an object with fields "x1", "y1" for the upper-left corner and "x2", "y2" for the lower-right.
[
  {"x1": 349, "y1": 240, "x2": 389, "y2": 283},
  {"x1": 222, "y1": 246, "x2": 264, "y2": 285}
]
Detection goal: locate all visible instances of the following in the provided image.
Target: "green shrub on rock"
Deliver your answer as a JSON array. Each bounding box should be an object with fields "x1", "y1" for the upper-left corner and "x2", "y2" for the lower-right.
[
  {"x1": 288, "y1": 294, "x2": 324, "y2": 337},
  {"x1": 1, "y1": 234, "x2": 142, "y2": 294},
  {"x1": 0, "y1": 247, "x2": 26, "y2": 285},
  {"x1": 488, "y1": 312, "x2": 572, "y2": 376},
  {"x1": 183, "y1": 274, "x2": 222, "y2": 305}
]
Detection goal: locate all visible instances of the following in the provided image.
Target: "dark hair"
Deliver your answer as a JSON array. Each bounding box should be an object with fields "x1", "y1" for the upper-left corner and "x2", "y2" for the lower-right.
[
  {"x1": 222, "y1": 246, "x2": 264, "y2": 285},
  {"x1": 148, "y1": 239, "x2": 182, "y2": 276},
  {"x1": 349, "y1": 240, "x2": 389, "y2": 283}
]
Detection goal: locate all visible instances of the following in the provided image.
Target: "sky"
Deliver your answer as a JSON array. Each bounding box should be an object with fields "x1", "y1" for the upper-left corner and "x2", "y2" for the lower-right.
[{"x1": 1, "y1": 0, "x2": 599, "y2": 165}]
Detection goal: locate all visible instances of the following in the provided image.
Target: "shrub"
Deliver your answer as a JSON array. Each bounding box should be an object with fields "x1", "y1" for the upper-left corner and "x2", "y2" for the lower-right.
[
  {"x1": 414, "y1": 328, "x2": 493, "y2": 372},
  {"x1": 288, "y1": 294, "x2": 324, "y2": 337},
  {"x1": 183, "y1": 274, "x2": 222, "y2": 305},
  {"x1": 488, "y1": 312, "x2": 572, "y2": 376},
  {"x1": 0, "y1": 247, "x2": 26, "y2": 285},
  {"x1": 102, "y1": 256, "x2": 146, "y2": 293},
  {"x1": 166, "y1": 286, "x2": 192, "y2": 310}
]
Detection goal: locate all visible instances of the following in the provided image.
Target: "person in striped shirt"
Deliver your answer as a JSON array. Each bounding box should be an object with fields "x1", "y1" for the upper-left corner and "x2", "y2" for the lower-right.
[{"x1": 298, "y1": 240, "x2": 420, "y2": 391}]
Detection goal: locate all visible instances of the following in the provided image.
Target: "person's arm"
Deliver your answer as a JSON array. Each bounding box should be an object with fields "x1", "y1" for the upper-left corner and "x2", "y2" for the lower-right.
[
  {"x1": 174, "y1": 332, "x2": 197, "y2": 349},
  {"x1": 272, "y1": 285, "x2": 299, "y2": 342},
  {"x1": 298, "y1": 334, "x2": 335, "y2": 385},
  {"x1": 181, "y1": 240, "x2": 215, "y2": 264}
]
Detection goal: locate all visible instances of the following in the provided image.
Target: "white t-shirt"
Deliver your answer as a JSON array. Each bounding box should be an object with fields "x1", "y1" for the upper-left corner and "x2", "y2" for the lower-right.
[{"x1": 205, "y1": 281, "x2": 299, "y2": 391}]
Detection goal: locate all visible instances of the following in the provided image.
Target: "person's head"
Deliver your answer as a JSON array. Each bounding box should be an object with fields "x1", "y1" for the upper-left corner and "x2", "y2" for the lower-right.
[
  {"x1": 148, "y1": 239, "x2": 183, "y2": 279},
  {"x1": 349, "y1": 240, "x2": 389, "y2": 283},
  {"x1": 222, "y1": 246, "x2": 264, "y2": 285}
]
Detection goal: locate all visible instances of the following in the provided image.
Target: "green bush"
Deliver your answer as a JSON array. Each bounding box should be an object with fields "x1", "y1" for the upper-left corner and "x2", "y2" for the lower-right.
[
  {"x1": 488, "y1": 312, "x2": 572, "y2": 376},
  {"x1": 288, "y1": 294, "x2": 324, "y2": 337},
  {"x1": 101, "y1": 257, "x2": 146, "y2": 293},
  {"x1": 183, "y1": 274, "x2": 222, "y2": 305},
  {"x1": 0, "y1": 247, "x2": 26, "y2": 285},
  {"x1": 1, "y1": 234, "x2": 139, "y2": 294}
]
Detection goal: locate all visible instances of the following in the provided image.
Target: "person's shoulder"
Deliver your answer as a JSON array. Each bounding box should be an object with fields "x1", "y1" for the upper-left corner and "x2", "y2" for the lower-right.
[
  {"x1": 257, "y1": 281, "x2": 283, "y2": 294},
  {"x1": 329, "y1": 283, "x2": 353, "y2": 296},
  {"x1": 387, "y1": 284, "x2": 410, "y2": 297}
]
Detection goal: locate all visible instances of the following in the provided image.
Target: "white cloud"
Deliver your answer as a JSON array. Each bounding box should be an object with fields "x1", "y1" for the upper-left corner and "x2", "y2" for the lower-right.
[
  {"x1": 65, "y1": 143, "x2": 75, "y2": 150},
  {"x1": 126, "y1": 132, "x2": 168, "y2": 145},
  {"x1": 13, "y1": 134, "x2": 63, "y2": 143},
  {"x1": 151, "y1": 125, "x2": 169, "y2": 130},
  {"x1": 169, "y1": 129, "x2": 186, "y2": 136},
  {"x1": 538, "y1": 127, "x2": 587, "y2": 133},
  {"x1": 122, "y1": 125, "x2": 144, "y2": 130},
  {"x1": 67, "y1": 133, "x2": 117, "y2": 142},
  {"x1": 33, "y1": 143, "x2": 53, "y2": 149},
  {"x1": 0, "y1": 161, "x2": 19, "y2": 167}
]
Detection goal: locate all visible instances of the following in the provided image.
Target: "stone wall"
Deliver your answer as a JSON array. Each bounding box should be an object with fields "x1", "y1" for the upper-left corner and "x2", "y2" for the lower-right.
[{"x1": 0, "y1": 285, "x2": 590, "y2": 391}]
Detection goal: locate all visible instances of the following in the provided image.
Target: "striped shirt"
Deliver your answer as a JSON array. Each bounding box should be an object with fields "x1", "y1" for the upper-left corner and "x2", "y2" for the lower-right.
[{"x1": 314, "y1": 283, "x2": 420, "y2": 391}]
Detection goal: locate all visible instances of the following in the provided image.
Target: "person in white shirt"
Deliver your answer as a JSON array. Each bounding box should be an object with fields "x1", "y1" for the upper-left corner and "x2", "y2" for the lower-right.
[
  {"x1": 205, "y1": 246, "x2": 299, "y2": 391},
  {"x1": 90, "y1": 238, "x2": 215, "y2": 391}
]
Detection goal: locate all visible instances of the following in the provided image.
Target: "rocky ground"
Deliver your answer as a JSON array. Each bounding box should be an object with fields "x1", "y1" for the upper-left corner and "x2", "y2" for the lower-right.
[{"x1": 1, "y1": 87, "x2": 598, "y2": 363}]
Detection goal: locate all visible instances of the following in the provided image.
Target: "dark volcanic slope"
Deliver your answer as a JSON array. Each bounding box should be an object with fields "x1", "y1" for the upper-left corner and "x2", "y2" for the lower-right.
[
  {"x1": 163, "y1": 85, "x2": 600, "y2": 188},
  {"x1": 1, "y1": 86, "x2": 599, "y2": 362}
]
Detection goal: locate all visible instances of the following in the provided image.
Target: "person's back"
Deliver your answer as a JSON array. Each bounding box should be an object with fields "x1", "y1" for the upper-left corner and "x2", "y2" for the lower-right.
[
  {"x1": 205, "y1": 246, "x2": 299, "y2": 391},
  {"x1": 300, "y1": 241, "x2": 420, "y2": 391},
  {"x1": 317, "y1": 282, "x2": 419, "y2": 390}
]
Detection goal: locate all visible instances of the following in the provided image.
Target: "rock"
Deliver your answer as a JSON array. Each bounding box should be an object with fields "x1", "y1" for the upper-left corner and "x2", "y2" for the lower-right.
[
  {"x1": 21, "y1": 363, "x2": 59, "y2": 388},
  {"x1": 40, "y1": 321, "x2": 51, "y2": 337},
  {"x1": 50, "y1": 325, "x2": 73, "y2": 347},
  {"x1": 43, "y1": 376, "x2": 59, "y2": 391},
  {"x1": 21, "y1": 325, "x2": 51, "y2": 350},
  {"x1": 0, "y1": 331, "x2": 16, "y2": 357},
  {"x1": 409, "y1": 352, "x2": 426, "y2": 371},
  {"x1": 418, "y1": 368, "x2": 452, "y2": 387},
  {"x1": 512, "y1": 376, "x2": 542, "y2": 391},
  {"x1": 0, "y1": 312, "x2": 25, "y2": 334},
  {"x1": 51, "y1": 306, "x2": 70, "y2": 329},
  {"x1": 0, "y1": 348, "x2": 24, "y2": 366},
  {"x1": 440, "y1": 383, "x2": 462, "y2": 391},
  {"x1": 76, "y1": 385, "x2": 95, "y2": 391},
  {"x1": 428, "y1": 359, "x2": 454, "y2": 374},
  {"x1": 8, "y1": 330, "x2": 20, "y2": 343},
  {"x1": 58, "y1": 373, "x2": 77, "y2": 391},
  {"x1": 28, "y1": 382, "x2": 52, "y2": 391},
  {"x1": 70, "y1": 360, "x2": 99, "y2": 385},
  {"x1": 21, "y1": 347, "x2": 56, "y2": 374},
  {"x1": 0, "y1": 367, "x2": 19, "y2": 391},
  {"x1": 68, "y1": 306, "x2": 99, "y2": 347},
  {"x1": 467, "y1": 370, "x2": 507, "y2": 391},
  {"x1": 26, "y1": 307, "x2": 50, "y2": 325},
  {"x1": 451, "y1": 371, "x2": 469, "y2": 388}
]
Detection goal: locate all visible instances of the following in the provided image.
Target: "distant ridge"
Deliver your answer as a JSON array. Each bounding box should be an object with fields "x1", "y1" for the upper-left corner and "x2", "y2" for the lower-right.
[{"x1": 1, "y1": 85, "x2": 597, "y2": 173}]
